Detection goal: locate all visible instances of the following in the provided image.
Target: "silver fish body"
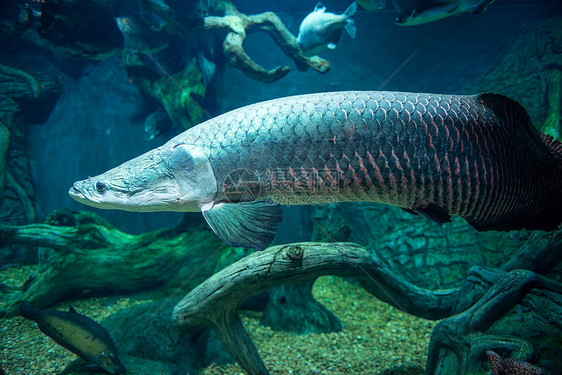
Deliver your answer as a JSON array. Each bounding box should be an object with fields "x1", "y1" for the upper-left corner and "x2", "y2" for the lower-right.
[
  {"x1": 394, "y1": 0, "x2": 495, "y2": 26},
  {"x1": 297, "y1": 2, "x2": 357, "y2": 55},
  {"x1": 70, "y1": 91, "x2": 562, "y2": 250}
]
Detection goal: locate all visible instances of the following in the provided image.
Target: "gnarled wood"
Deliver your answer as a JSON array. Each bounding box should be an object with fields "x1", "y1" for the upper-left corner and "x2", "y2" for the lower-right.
[
  {"x1": 200, "y1": 6, "x2": 330, "y2": 82},
  {"x1": 501, "y1": 229, "x2": 562, "y2": 274},
  {"x1": 427, "y1": 269, "x2": 562, "y2": 375},
  {"x1": 173, "y1": 242, "x2": 459, "y2": 375},
  {"x1": 0, "y1": 211, "x2": 233, "y2": 317},
  {"x1": 0, "y1": 63, "x2": 60, "y2": 230}
]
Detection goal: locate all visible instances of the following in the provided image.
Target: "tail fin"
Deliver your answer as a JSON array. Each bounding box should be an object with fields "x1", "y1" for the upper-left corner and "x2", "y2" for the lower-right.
[
  {"x1": 344, "y1": 1, "x2": 357, "y2": 17},
  {"x1": 344, "y1": 2, "x2": 357, "y2": 39}
]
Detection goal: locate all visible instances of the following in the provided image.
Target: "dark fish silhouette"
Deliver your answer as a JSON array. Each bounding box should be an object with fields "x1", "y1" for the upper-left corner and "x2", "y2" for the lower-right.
[
  {"x1": 70, "y1": 91, "x2": 562, "y2": 250},
  {"x1": 19, "y1": 301, "x2": 125, "y2": 374},
  {"x1": 394, "y1": 0, "x2": 495, "y2": 26}
]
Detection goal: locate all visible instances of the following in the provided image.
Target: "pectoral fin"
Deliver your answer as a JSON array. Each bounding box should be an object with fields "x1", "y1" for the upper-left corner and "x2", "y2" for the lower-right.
[{"x1": 202, "y1": 201, "x2": 282, "y2": 250}]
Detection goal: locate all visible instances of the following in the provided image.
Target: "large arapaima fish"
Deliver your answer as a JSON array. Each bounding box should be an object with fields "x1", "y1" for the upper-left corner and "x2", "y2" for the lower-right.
[{"x1": 69, "y1": 91, "x2": 562, "y2": 250}]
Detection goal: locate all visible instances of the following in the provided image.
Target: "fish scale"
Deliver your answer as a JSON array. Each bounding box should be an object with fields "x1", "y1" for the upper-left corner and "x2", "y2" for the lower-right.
[{"x1": 175, "y1": 91, "x2": 561, "y2": 232}]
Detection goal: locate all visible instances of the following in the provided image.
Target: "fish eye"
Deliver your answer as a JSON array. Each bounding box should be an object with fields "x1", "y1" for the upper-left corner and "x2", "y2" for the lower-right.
[{"x1": 95, "y1": 181, "x2": 107, "y2": 193}]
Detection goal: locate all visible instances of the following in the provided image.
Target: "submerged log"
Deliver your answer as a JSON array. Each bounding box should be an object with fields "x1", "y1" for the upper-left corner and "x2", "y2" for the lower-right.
[
  {"x1": 141, "y1": 0, "x2": 330, "y2": 83},
  {"x1": 427, "y1": 269, "x2": 562, "y2": 375},
  {"x1": 260, "y1": 281, "x2": 343, "y2": 334},
  {"x1": 173, "y1": 242, "x2": 459, "y2": 375},
  {"x1": 501, "y1": 229, "x2": 562, "y2": 275},
  {"x1": 203, "y1": 8, "x2": 330, "y2": 82},
  {"x1": 3, "y1": 204, "x2": 560, "y2": 373},
  {"x1": 0, "y1": 63, "x2": 60, "y2": 228},
  {"x1": 173, "y1": 230, "x2": 562, "y2": 375},
  {"x1": 0, "y1": 211, "x2": 233, "y2": 317}
]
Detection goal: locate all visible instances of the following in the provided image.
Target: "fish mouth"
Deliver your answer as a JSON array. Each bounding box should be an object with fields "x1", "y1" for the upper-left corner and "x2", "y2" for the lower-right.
[{"x1": 68, "y1": 184, "x2": 87, "y2": 202}]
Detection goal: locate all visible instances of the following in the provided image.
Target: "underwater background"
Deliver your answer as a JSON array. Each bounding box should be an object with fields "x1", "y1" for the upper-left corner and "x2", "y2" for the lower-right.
[{"x1": 1, "y1": 0, "x2": 562, "y2": 374}]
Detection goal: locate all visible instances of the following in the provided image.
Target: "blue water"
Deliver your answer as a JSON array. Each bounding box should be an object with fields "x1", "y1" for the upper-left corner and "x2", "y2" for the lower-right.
[{"x1": 1, "y1": 1, "x2": 562, "y2": 373}]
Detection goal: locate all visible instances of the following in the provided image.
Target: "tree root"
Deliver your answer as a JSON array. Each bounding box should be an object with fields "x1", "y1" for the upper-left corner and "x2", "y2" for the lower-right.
[
  {"x1": 203, "y1": 8, "x2": 330, "y2": 83},
  {"x1": 0, "y1": 211, "x2": 233, "y2": 317},
  {"x1": 173, "y1": 242, "x2": 459, "y2": 375},
  {"x1": 426, "y1": 269, "x2": 562, "y2": 374}
]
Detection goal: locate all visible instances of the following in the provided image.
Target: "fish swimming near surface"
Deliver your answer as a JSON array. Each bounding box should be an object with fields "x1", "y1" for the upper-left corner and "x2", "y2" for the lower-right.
[
  {"x1": 297, "y1": 2, "x2": 357, "y2": 55},
  {"x1": 393, "y1": 0, "x2": 495, "y2": 26},
  {"x1": 357, "y1": 0, "x2": 388, "y2": 12},
  {"x1": 19, "y1": 301, "x2": 126, "y2": 374},
  {"x1": 70, "y1": 91, "x2": 562, "y2": 250}
]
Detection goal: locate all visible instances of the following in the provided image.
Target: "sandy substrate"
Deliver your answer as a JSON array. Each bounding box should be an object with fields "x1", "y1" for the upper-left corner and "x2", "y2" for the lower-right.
[{"x1": 0, "y1": 266, "x2": 435, "y2": 374}]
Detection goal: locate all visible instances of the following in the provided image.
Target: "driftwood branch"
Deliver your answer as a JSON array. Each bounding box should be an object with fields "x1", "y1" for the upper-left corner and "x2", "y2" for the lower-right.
[
  {"x1": 173, "y1": 230, "x2": 562, "y2": 375},
  {"x1": 132, "y1": 0, "x2": 330, "y2": 82},
  {"x1": 0, "y1": 211, "x2": 232, "y2": 317},
  {"x1": 202, "y1": 8, "x2": 330, "y2": 82},
  {"x1": 426, "y1": 269, "x2": 562, "y2": 374},
  {"x1": 173, "y1": 242, "x2": 459, "y2": 375},
  {"x1": 501, "y1": 229, "x2": 562, "y2": 274}
]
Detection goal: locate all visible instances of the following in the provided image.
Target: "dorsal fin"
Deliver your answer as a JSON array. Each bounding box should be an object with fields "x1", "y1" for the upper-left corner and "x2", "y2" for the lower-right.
[
  {"x1": 476, "y1": 93, "x2": 532, "y2": 130},
  {"x1": 314, "y1": 2, "x2": 327, "y2": 12}
]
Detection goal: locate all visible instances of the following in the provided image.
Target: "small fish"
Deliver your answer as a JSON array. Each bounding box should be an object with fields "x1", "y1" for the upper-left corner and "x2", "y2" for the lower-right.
[
  {"x1": 297, "y1": 2, "x2": 357, "y2": 56},
  {"x1": 12, "y1": 4, "x2": 41, "y2": 37},
  {"x1": 19, "y1": 301, "x2": 126, "y2": 374},
  {"x1": 197, "y1": 50, "x2": 216, "y2": 86},
  {"x1": 69, "y1": 91, "x2": 562, "y2": 250},
  {"x1": 357, "y1": 0, "x2": 388, "y2": 12},
  {"x1": 144, "y1": 108, "x2": 172, "y2": 141},
  {"x1": 138, "y1": 5, "x2": 167, "y2": 32},
  {"x1": 394, "y1": 0, "x2": 495, "y2": 26}
]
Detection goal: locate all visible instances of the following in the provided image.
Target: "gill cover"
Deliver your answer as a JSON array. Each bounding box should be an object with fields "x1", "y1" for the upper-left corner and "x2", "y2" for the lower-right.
[{"x1": 70, "y1": 143, "x2": 217, "y2": 212}]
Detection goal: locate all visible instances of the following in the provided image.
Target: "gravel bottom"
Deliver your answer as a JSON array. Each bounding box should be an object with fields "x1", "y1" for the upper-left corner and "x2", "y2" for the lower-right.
[{"x1": 1, "y1": 266, "x2": 436, "y2": 375}]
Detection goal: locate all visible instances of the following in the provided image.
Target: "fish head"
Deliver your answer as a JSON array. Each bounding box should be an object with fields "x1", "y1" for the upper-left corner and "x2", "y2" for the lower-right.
[
  {"x1": 69, "y1": 143, "x2": 217, "y2": 212},
  {"x1": 97, "y1": 350, "x2": 126, "y2": 374}
]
